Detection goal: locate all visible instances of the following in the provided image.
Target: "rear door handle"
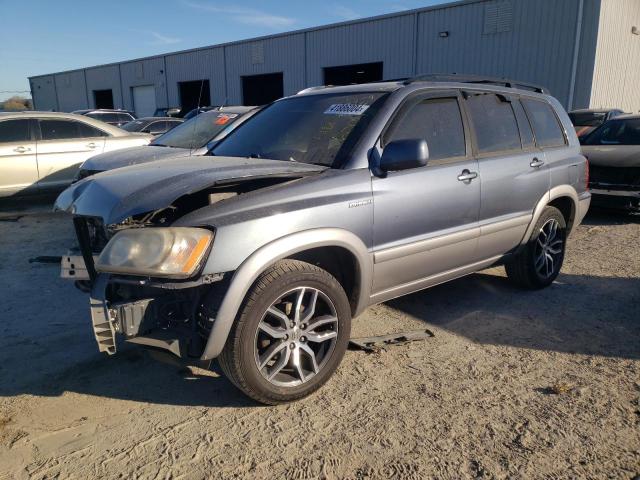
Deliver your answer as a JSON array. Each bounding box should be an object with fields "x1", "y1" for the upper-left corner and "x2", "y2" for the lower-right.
[
  {"x1": 457, "y1": 170, "x2": 478, "y2": 182},
  {"x1": 86, "y1": 142, "x2": 97, "y2": 149},
  {"x1": 530, "y1": 158, "x2": 545, "y2": 168},
  {"x1": 13, "y1": 146, "x2": 31, "y2": 153}
]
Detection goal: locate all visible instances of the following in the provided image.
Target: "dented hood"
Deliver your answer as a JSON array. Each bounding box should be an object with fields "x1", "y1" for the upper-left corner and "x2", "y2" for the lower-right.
[
  {"x1": 80, "y1": 145, "x2": 195, "y2": 172},
  {"x1": 54, "y1": 155, "x2": 326, "y2": 224}
]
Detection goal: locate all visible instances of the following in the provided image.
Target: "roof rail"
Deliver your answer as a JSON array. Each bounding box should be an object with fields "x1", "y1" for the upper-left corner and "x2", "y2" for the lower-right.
[{"x1": 403, "y1": 73, "x2": 549, "y2": 94}]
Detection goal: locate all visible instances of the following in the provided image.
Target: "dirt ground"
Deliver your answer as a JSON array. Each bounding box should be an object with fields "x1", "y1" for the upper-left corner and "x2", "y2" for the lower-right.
[{"x1": 0, "y1": 205, "x2": 638, "y2": 480}]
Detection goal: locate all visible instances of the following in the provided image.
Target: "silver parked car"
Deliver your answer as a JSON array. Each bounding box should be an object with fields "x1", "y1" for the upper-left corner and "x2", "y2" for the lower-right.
[
  {"x1": 75, "y1": 106, "x2": 257, "y2": 179},
  {"x1": 0, "y1": 111, "x2": 152, "y2": 197},
  {"x1": 55, "y1": 76, "x2": 590, "y2": 404}
]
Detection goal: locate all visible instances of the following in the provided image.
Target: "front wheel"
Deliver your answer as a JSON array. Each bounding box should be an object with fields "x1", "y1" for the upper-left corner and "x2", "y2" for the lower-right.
[
  {"x1": 218, "y1": 260, "x2": 351, "y2": 404},
  {"x1": 506, "y1": 206, "x2": 567, "y2": 289}
]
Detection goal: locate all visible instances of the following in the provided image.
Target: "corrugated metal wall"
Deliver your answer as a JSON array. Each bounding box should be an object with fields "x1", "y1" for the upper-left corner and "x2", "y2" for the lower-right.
[
  {"x1": 119, "y1": 57, "x2": 168, "y2": 112},
  {"x1": 85, "y1": 64, "x2": 123, "y2": 109},
  {"x1": 590, "y1": 0, "x2": 640, "y2": 112},
  {"x1": 30, "y1": 0, "x2": 618, "y2": 113},
  {"x1": 166, "y1": 47, "x2": 226, "y2": 106},
  {"x1": 53, "y1": 70, "x2": 87, "y2": 111},
  {"x1": 224, "y1": 33, "x2": 306, "y2": 104},
  {"x1": 306, "y1": 14, "x2": 415, "y2": 85}
]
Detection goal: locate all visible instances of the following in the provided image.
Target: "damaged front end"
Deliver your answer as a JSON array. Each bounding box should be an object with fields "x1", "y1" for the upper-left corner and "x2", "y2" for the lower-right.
[{"x1": 55, "y1": 156, "x2": 326, "y2": 361}]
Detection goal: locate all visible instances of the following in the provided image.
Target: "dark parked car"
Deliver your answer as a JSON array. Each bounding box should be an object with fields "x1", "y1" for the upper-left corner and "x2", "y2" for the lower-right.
[
  {"x1": 581, "y1": 114, "x2": 640, "y2": 212},
  {"x1": 75, "y1": 106, "x2": 258, "y2": 178},
  {"x1": 569, "y1": 108, "x2": 624, "y2": 141},
  {"x1": 183, "y1": 106, "x2": 219, "y2": 120},
  {"x1": 72, "y1": 109, "x2": 137, "y2": 127},
  {"x1": 153, "y1": 107, "x2": 181, "y2": 118},
  {"x1": 121, "y1": 117, "x2": 184, "y2": 136},
  {"x1": 56, "y1": 76, "x2": 589, "y2": 404}
]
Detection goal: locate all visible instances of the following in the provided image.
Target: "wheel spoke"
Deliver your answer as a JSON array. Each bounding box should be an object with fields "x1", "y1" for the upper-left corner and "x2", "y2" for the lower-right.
[
  {"x1": 293, "y1": 287, "x2": 306, "y2": 325},
  {"x1": 306, "y1": 330, "x2": 337, "y2": 343},
  {"x1": 292, "y1": 347, "x2": 306, "y2": 382},
  {"x1": 299, "y1": 343, "x2": 320, "y2": 373},
  {"x1": 305, "y1": 315, "x2": 338, "y2": 333},
  {"x1": 258, "y1": 322, "x2": 287, "y2": 339},
  {"x1": 535, "y1": 252, "x2": 546, "y2": 271},
  {"x1": 545, "y1": 253, "x2": 554, "y2": 276},
  {"x1": 267, "y1": 306, "x2": 290, "y2": 327},
  {"x1": 301, "y1": 290, "x2": 318, "y2": 324},
  {"x1": 258, "y1": 340, "x2": 287, "y2": 369},
  {"x1": 267, "y1": 346, "x2": 291, "y2": 380}
]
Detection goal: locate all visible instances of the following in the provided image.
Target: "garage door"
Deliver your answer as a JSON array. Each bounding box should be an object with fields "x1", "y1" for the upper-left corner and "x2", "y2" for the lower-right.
[{"x1": 132, "y1": 85, "x2": 156, "y2": 117}]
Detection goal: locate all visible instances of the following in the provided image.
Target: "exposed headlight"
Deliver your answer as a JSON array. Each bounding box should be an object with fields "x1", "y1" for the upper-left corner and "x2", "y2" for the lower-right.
[{"x1": 96, "y1": 227, "x2": 214, "y2": 278}]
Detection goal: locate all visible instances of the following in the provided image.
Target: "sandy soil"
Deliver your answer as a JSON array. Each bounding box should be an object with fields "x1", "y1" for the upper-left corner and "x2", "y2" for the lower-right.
[{"x1": 0, "y1": 208, "x2": 638, "y2": 479}]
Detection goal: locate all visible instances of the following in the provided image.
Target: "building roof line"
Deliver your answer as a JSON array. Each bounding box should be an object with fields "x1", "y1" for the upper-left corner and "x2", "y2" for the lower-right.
[{"x1": 29, "y1": 0, "x2": 487, "y2": 80}]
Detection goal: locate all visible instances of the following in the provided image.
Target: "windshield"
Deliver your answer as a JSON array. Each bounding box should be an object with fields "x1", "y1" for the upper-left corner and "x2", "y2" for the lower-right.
[
  {"x1": 152, "y1": 111, "x2": 240, "y2": 148},
  {"x1": 122, "y1": 120, "x2": 145, "y2": 132},
  {"x1": 584, "y1": 118, "x2": 640, "y2": 145},
  {"x1": 569, "y1": 112, "x2": 607, "y2": 127},
  {"x1": 212, "y1": 92, "x2": 388, "y2": 167}
]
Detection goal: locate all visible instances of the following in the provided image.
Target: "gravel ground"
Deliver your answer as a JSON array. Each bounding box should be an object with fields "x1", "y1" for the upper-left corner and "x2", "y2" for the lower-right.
[{"x1": 0, "y1": 207, "x2": 638, "y2": 479}]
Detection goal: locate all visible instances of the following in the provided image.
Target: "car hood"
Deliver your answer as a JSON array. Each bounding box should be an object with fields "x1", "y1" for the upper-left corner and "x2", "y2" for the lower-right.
[
  {"x1": 81, "y1": 145, "x2": 194, "y2": 172},
  {"x1": 54, "y1": 156, "x2": 327, "y2": 225},
  {"x1": 581, "y1": 145, "x2": 640, "y2": 168}
]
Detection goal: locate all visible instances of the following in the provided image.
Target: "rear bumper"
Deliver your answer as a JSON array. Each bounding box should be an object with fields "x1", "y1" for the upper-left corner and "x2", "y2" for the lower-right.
[
  {"x1": 590, "y1": 188, "x2": 640, "y2": 212},
  {"x1": 575, "y1": 192, "x2": 591, "y2": 227}
]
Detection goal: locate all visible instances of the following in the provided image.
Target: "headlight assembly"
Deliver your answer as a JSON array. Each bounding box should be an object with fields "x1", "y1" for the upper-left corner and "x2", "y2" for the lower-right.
[{"x1": 96, "y1": 227, "x2": 214, "y2": 278}]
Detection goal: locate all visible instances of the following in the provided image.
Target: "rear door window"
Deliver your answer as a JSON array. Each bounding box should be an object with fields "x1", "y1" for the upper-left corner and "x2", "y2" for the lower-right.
[
  {"x1": 465, "y1": 93, "x2": 521, "y2": 154},
  {"x1": 384, "y1": 97, "x2": 466, "y2": 160},
  {"x1": 39, "y1": 119, "x2": 81, "y2": 140},
  {"x1": 0, "y1": 119, "x2": 31, "y2": 143},
  {"x1": 522, "y1": 99, "x2": 566, "y2": 148},
  {"x1": 77, "y1": 122, "x2": 108, "y2": 138}
]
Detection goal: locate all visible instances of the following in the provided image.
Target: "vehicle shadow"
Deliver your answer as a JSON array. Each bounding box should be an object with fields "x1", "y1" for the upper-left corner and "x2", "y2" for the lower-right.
[{"x1": 386, "y1": 271, "x2": 640, "y2": 360}]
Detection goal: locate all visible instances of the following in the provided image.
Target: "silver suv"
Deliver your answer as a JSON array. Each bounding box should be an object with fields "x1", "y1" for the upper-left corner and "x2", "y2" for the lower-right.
[{"x1": 55, "y1": 76, "x2": 591, "y2": 404}]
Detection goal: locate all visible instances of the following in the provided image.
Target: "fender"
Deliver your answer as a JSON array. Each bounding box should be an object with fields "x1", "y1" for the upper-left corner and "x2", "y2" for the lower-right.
[
  {"x1": 519, "y1": 185, "x2": 590, "y2": 247},
  {"x1": 200, "y1": 228, "x2": 373, "y2": 360}
]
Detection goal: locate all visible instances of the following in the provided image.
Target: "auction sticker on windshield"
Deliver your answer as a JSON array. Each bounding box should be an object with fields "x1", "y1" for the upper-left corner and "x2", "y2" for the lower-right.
[
  {"x1": 324, "y1": 104, "x2": 370, "y2": 115},
  {"x1": 215, "y1": 113, "x2": 239, "y2": 125}
]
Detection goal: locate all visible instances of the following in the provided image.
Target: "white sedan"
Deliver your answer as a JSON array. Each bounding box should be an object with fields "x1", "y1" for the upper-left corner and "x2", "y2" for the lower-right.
[{"x1": 0, "y1": 111, "x2": 152, "y2": 197}]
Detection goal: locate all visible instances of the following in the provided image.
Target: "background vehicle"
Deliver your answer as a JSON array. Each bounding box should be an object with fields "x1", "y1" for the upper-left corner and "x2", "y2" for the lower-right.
[
  {"x1": 581, "y1": 114, "x2": 640, "y2": 212},
  {"x1": 76, "y1": 106, "x2": 257, "y2": 178},
  {"x1": 182, "y1": 106, "x2": 218, "y2": 120},
  {"x1": 0, "y1": 111, "x2": 152, "y2": 196},
  {"x1": 72, "y1": 109, "x2": 137, "y2": 127},
  {"x1": 121, "y1": 117, "x2": 184, "y2": 136},
  {"x1": 55, "y1": 76, "x2": 590, "y2": 404},
  {"x1": 569, "y1": 108, "x2": 624, "y2": 142},
  {"x1": 153, "y1": 107, "x2": 181, "y2": 118}
]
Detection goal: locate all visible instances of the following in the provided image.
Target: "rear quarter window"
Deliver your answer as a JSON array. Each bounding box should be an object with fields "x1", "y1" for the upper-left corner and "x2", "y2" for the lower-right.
[{"x1": 522, "y1": 99, "x2": 566, "y2": 148}]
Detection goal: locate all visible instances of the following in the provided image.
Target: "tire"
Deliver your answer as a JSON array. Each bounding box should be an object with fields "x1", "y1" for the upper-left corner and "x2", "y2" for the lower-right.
[
  {"x1": 505, "y1": 206, "x2": 567, "y2": 289},
  {"x1": 218, "y1": 260, "x2": 351, "y2": 405}
]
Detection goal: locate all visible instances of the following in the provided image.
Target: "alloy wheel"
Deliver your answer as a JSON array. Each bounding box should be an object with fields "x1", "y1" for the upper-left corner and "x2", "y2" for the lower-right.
[{"x1": 534, "y1": 218, "x2": 564, "y2": 279}]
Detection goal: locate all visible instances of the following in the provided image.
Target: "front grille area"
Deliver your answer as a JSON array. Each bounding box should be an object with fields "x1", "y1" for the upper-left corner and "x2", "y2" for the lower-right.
[
  {"x1": 73, "y1": 216, "x2": 109, "y2": 282},
  {"x1": 589, "y1": 166, "x2": 640, "y2": 190}
]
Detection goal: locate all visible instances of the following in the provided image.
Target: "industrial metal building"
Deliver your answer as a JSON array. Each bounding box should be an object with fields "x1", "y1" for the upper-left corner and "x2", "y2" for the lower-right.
[{"x1": 29, "y1": 0, "x2": 640, "y2": 116}]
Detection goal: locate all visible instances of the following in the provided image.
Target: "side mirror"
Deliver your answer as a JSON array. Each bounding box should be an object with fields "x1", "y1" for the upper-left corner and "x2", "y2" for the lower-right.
[{"x1": 380, "y1": 139, "x2": 429, "y2": 172}]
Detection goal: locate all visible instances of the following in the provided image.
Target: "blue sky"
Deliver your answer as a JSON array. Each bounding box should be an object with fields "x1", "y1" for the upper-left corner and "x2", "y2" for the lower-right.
[{"x1": 0, "y1": 0, "x2": 446, "y2": 101}]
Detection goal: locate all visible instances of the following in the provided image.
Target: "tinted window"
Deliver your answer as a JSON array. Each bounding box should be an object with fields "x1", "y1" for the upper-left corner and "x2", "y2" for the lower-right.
[
  {"x1": 568, "y1": 111, "x2": 607, "y2": 127},
  {"x1": 39, "y1": 120, "x2": 80, "y2": 140},
  {"x1": 385, "y1": 97, "x2": 466, "y2": 160},
  {"x1": 122, "y1": 120, "x2": 145, "y2": 132},
  {"x1": 212, "y1": 92, "x2": 389, "y2": 167},
  {"x1": 116, "y1": 113, "x2": 135, "y2": 122},
  {"x1": 0, "y1": 119, "x2": 31, "y2": 143},
  {"x1": 583, "y1": 118, "x2": 640, "y2": 146},
  {"x1": 512, "y1": 100, "x2": 535, "y2": 149},
  {"x1": 522, "y1": 99, "x2": 566, "y2": 148},
  {"x1": 466, "y1": 93, "x2": 521, "y2": 153},
  {"x1": 154, "y1": 112, "x2": 241, "y2": 149},
  {"x1": 148, "y1": 121, "x2": 167, "y2": 134},
  {"x1": 78, "y1": 122, "x2": 108, "y2": 137}
]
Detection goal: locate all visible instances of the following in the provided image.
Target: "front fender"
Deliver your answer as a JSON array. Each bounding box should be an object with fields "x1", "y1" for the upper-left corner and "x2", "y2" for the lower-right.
[{"x1": 200, "y1": 228, "x2": 373, "y2": 360}]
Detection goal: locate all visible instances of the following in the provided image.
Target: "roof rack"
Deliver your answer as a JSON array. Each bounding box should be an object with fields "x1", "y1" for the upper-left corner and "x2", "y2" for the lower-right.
[{"x1": 403, "y1": 73, "x2": 549, "y2": 94}]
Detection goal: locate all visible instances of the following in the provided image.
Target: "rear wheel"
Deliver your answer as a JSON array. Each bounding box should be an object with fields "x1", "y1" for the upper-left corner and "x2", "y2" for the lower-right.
[
  {"x1": 218, "y1": 260, "x2": 351, "y2": 404},
  {"x1": 506, "y1": 206, "x2": 567, "y2": 289}
]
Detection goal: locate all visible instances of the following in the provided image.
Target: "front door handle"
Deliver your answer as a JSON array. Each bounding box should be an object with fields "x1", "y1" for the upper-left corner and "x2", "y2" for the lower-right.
[
  {"x1": 86, "y1": 142, "x2": 97, "y2": 149},
  {"x1": 13, "y1": 146, "x2": 31, "y2": 153},
  {"x1": 457, "y1": 169, "x2": 478, "y2": 183},
  {"x1": 530, "y1": 157, "x2": 545, "y2": 168}
]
